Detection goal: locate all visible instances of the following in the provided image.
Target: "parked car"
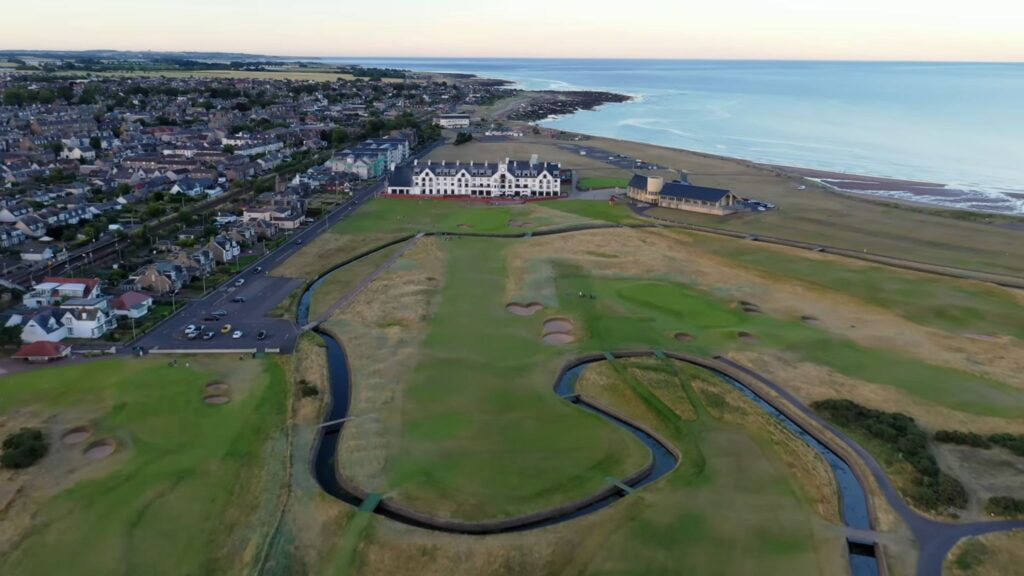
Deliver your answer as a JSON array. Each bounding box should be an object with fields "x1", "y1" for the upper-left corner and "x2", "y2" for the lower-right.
[
  {"x1": 186, "y1": 331, "x2": 198, "y2": 340},
  {"x1": 295, "y1": 238, "x2": 303, "y2": 245},
  {"x1": 204, "y1": 315, "x2": 220, "y2": 322},
  {"x1": 231, "y1": 296, "x2": 246, "y2": 303},
  {"x1": 220, "y1": 324, "x2": 232, "y2": 334},
  {"x1": 256, "y1": 330, "x2": 267, "y2": 341},
  {"x1": 232, "y1": 330, "x2": 243, "y2": 339},
  {"x1": 201, "y1": 331, "x2": 215, "y2": 341},
  {"x1": 184, "y1": 324, "x2": 197, "y2": 334},
  {"x1": 213, "y1": 309, "x2": 228, "y2": 317},
  {"x1": 253, "y1": 266, "x2": 262, "y2": 274}
]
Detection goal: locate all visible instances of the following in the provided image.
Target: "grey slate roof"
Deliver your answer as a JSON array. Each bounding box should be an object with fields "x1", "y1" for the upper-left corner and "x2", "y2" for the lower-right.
[{"x1": 659, "y1": 182, "x2": 733, "y2": 203}]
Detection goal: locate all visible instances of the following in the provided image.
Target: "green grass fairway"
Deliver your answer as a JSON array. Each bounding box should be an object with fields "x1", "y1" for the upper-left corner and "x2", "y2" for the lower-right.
[
  {"x1": 544, "y1": 199, "x2": 646, "y2": 224},
  {"x1": 0, "y1": 357, "x2": 286, "y2": 576},
  {"x1": 374, "y1": 238, "x2": 649, "y2": 520},
  {"x1": 333, "y1": 197, "x2": 595, "y2": 236},
  {"x1": 577, "y1": 176, "x2": 630, "y2": 190},
  {"x1": 690, "y1": 234, "x2": 1024, "y2": 339},
  {"x1": 552, "y1": 267, "x2": 1024, "y2": 419}
]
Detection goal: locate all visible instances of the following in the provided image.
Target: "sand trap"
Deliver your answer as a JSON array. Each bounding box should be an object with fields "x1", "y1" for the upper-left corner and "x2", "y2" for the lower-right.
[
  {"x1": 737, "y1": 331, "x2": 759, "y2": 343},
  {"x1": 506, "y1": 302, "x2": 545, "y2": 316},
  {"x1": 83, "y1": 439, "x2": 116, "y2": 460},
  {"x1": 542, "y1": 317, "x2": 574, "y2": 334},
  {"x1": 543, "y1": 332, "x2": 576, "y2": 345},
  {"x1": 740, "y1": 301, "x2": 763, "y2": 314},
  {"x1": 673, "y1": 332, "x2": 694, "y2": 342},
  {"x1": 963, "y1": 333, "x2": 998, "y2": 341},
  {"x1": 203, "y1": 395, "x2": 231, "y2": 405},
  {"x1": 61, "y1": 426, "x2": 93, "y2": 445},
  {"x1": 801, "y1": 315, "x2": 822, "y2": 326},
  {"x1": 205, "y1": 382, "x2": 229, "y2": 394}
]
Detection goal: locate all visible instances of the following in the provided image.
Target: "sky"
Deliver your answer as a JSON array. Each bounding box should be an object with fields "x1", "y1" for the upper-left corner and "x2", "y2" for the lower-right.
[{"x1": 2, "y1": 0, "x2": 1023, "y2": 62}]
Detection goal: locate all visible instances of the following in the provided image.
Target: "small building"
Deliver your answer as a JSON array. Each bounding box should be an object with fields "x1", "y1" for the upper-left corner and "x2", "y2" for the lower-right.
[
  {"x1": 111, "y1": 291, "x2": 154, "y2": 319},
  {"x1": 12, "y1": 341, "x2": 71, "y2": 363},
  {"x1": 434, "y1": 114, "x2": 471, "y2": 129},
  {"x1": 627, "y1": 174, "x2": 738, "y2": 216}
]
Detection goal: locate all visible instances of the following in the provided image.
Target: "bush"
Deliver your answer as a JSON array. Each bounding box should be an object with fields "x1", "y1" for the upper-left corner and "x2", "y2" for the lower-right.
[
  {"x1": 453, "y1": 132, "x2": 473, "y2": 146},
  {"x1": 812, "y1": 399, "x2": 967, "y2": 512},
  {"x1": 297, "y1": 379, "x2": 319, "y2": 398},
  {"x1": 1, "y1": 428, "x2": 49, "y2": 469},
  {"x1": 934, "y1": 430, "x2": 991, "y2": 448},
  {"x1": 988, "y1": 433, "x2": 1024, "y2": 457},
  {"x1": 985, "y1": 496, "x2": 1024, "y2": 518}
]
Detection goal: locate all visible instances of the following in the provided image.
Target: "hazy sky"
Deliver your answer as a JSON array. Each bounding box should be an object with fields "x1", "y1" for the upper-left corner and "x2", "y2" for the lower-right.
[{"x1": 3, "y1": 0, "x2": 1022, "y2": 61}]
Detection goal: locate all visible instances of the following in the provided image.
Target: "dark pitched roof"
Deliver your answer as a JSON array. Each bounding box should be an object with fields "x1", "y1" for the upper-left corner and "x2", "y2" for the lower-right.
[
  {"x1": 389, "y1": 165, "x2": 413, "y2": 188},
  {"x1": 13, "y1": 341, "x2": 69, "y2": 359},
  {"x1": 628, "y1": 174, "x2": 651, "y2": 191},
  {"x1": 659, "y1": 182, "x2": 733, "y2": 203}
]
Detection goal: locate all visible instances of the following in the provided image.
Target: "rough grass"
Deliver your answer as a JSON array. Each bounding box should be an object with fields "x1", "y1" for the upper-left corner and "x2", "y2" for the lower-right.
[
  {"x1": 945, "y1": 530, "x2": 1024, "y2": 576},
  {"x1": 309, "y1": 243, "x2": 404, "y2": 320},
  {"x1": 0, "y1": 356, "x2": 286, "y2": 576},
  {"x1": 573, "y1": 360, "x2": 840, "y2": 575},
  {"x1": 545, "y1": 199, "x2": 646, "y2": 224},
  {"x1": 272, "y1": 231, "x2": 406, "y2": 280}
]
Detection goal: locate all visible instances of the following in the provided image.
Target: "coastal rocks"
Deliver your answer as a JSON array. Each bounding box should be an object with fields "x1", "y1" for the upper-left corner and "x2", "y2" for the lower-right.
[{"x1": 508, "y1": 91, "x2": 632, "y2": 122}]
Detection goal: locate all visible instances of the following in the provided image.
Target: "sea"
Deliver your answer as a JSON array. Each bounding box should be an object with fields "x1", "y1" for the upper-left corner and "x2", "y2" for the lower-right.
[{"x1": 325, "y1": 58, "x2": 1024, "y2": 214}]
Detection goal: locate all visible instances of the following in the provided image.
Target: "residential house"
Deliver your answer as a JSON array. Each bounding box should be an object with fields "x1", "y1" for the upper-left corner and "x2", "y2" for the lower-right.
[
  {"x1": 19, "y1": 309, "x2": 68, "y2": 343},
  {"x1": 23, "y1": 277, "x2": 102, "y2": 307},
  {"x1": 0, "y1": 225, "x2": 26, "y2": 248},
  {"x1": 111, "y1": 291, "x2": 154, "y2": 319},
  {"x1": 206, "y1": 235, "x2": 240, "y2": 263},
  {"x1": 59, "y1": 298, "x2": 117, "y2": 338},
  {"x1": 131, "y1": 262, "x2": 190, "y2": 295},
  {"x1": 15, "y1": 214, "x2": 48, "y2": 238},
  {"x1": 0, "y1": 203, "x2": 32, "y2": 223}
]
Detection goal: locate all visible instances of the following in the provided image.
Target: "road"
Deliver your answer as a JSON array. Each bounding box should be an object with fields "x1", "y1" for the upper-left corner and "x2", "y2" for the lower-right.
[
  {"x1": 134, "y1": 138, "x2": 445, "y2": 353},
  {"x1": 135, "y1": 181, "x2": 382, "y2": 353}
]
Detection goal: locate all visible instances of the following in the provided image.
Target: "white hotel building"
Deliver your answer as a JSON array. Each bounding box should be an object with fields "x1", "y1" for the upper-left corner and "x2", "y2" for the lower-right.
[{"x1": 387, "y1": 158, "x2": 563, "y2": 198}]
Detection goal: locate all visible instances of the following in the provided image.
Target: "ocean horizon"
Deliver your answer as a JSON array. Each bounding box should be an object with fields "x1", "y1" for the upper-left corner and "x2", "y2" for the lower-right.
[{"x1": 325, "y1": 57, "x2": 1024, "y2": 215}]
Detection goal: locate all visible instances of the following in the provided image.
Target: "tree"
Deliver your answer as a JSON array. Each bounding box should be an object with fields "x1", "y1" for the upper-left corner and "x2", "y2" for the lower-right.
[
  {"x1": 89, "y1": 136, "x2": 102, "y2": 151},
  {"x1": 49, "y1": 142, "x2": 64, "y2": 160},
  {"x1": 222, "y1": 144, "x2": 236, "y2": 154},
  {"x1": 1, "y1": 428, "x2": 49, "y2": 469}
]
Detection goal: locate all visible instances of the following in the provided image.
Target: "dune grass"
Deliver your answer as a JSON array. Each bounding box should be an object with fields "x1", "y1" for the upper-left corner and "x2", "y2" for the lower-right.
[{"x1": 0, "y1": 357, "x2": 286, "y2": 576}]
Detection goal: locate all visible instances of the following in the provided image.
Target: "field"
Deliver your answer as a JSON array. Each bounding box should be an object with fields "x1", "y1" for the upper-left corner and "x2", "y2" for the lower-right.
[
  {"x1": 263, "y1": 195, "x2": 1024, "y2": 574},
  {"x1": 0, "y1": 356, "x2": 287, "y2": 576},
  {"x1": 576, "y1": 176, "x2": 631, "y2": 190},
  {"x1": 425, "y1": 134, "x2": 1024, "y2": 276}
]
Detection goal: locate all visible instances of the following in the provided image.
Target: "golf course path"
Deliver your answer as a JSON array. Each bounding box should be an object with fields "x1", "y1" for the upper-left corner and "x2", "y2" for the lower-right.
[{"x1": 300, "y1": 228, "x2": 1024, "y2": 576}]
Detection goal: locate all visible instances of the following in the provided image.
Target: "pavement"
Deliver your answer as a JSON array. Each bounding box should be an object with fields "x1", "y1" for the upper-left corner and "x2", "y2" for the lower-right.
[
  {"x1": 134, "y1": 181, "x2": 384, "y2": 354},
  {"x1": 556, "y1": 142, "x2": 666, "y2": 172}
]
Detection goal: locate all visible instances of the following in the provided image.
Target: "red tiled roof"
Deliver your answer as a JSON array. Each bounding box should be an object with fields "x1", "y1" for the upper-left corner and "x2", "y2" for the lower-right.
[
  {"x1": 42, "y1": 276, "x2": 100, "y2": 296},
  {"x1": 113, "y1": 291, "x2": 151, "y2": 310},
  {"x1": 13, "y1": 341, "x2": 69, "y2": 359}
]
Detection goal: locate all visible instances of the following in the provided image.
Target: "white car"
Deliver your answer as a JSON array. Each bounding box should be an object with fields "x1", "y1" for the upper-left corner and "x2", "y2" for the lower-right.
[{"x1": 232, "y1": 330, "x2": 243, "y2": 339}]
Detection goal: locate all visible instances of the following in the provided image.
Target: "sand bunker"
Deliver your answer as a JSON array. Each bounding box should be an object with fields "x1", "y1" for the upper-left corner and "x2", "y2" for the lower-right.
[
  {"x1": 203, "y1": 395, "x2": 231, "y2": 405},
  {"x1": 963, "y1": 333, "x2": 998, "y2": 341},
  {"x1": 542, "y1": 317, "x2": 575, "y2": 334},
  {"x1": 205, "y1": 382, "x2": 229, "y2": 394},
  {"x1": 673, "y1": 332, "x2": 694, "y2": 342},
  {"x1": 61, "y1": 426, "x2": 93, "y2": 445},
  {"x1": 737, "y1": 331, "x2": 759, "y2": 343},
  {"x1": 801, "y1": 315, "x2": 822, "y2": 326},
  {"x1": 740, "y1": 301, "x2": 763, "y2": 314},
  {"x1": 543, "y1": 332, "x2": 576, "y2": 345},
  {"x1": 506, "y1": 302, "x2": 545, "y2": 316},
  {"x1": 83, "y1": 439, "x2": 116, "y2": 460}
]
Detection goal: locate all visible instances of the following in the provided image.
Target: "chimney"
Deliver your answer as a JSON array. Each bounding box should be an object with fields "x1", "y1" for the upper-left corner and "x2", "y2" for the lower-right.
[{"x1": 530, "y1": 153, "x2": 538, "y2": 165}]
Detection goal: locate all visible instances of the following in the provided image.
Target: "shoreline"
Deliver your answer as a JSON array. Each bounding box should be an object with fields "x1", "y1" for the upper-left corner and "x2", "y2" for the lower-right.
[{"x1": 443, "y1": 70, "x2": 1022, "y2": 217}]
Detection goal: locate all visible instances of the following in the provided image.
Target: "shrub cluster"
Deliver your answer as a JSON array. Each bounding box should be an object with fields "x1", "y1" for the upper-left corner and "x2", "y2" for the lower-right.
[
  {"x1": 812, "y1": 399, "x2": 967, "y2": 512},
  {"x1": 1, "y1": 428, "x2": 49, "y2": 469},
  {"x1": 933, "y1": 430, "x2": 1024, "y2": 457},
  {"x1": 984, "y1": 496, "x2": 1024, "y2": 518}
]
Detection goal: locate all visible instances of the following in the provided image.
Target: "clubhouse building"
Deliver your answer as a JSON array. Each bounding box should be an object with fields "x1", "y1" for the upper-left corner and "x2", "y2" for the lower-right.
[
  {"x1": 387, "y1": 157, "x2": 563, "y2": 198},
  {"x1": 627, "y1": 174, "x2": 739, "y2": 215}
]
